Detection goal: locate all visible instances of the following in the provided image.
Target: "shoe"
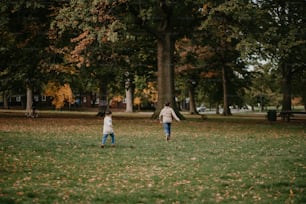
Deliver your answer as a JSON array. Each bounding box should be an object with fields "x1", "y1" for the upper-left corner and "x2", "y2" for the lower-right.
[
  {"x1": 100, "y1": 144, "x2": 104, "y2": 148},
  {"x1": 166, "y1": 136, "x2": 170, "y2": 141},
  {"x1": 111, "y1": 144, "x2": 115, "y2": 148}
]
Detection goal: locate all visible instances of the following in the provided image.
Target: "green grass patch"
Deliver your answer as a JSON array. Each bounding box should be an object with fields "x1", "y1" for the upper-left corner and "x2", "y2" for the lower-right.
[{"x1": 0, "y1": 112, "x2": 305, "y2": 203}]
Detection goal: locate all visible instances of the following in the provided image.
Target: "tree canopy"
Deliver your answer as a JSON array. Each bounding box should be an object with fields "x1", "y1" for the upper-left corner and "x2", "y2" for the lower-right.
[{"x1": 1, "y1": 0, "x2": 305, "y2": 114}]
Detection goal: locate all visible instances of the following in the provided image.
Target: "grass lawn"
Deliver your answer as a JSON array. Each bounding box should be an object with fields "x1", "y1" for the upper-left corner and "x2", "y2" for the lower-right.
[{"x1": 0, "y1": 110, "x2": 305, "y2": 203}]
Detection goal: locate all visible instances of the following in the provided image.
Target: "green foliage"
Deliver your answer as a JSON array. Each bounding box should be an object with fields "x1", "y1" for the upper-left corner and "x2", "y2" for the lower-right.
[
  {"x1": 0, "y1": 0, "x2": 57, "y2": 98},
  {"x1": 0, "y1": 112, "x2": 305, "y2": 203},
  {"x1": 246, "y1": 1, "x2": 306, "y2": 110},
  {"x1": 1, "y1": 0, "x2": 305, "y2": 112},
  {"x1": 195, "y1": 1, "x2": 252, "y2": 110}
]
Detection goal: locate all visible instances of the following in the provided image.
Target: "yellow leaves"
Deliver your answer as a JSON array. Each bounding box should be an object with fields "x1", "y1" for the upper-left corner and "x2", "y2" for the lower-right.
[
  {"x1": 69, "y1": 31, "x2": 94, "y2": 68},
  {"x1": 44, "y1": 82, "x2": 75, "y2": 109},
  {"x1": 70, "y1": 30, "x2": 89, "y2": 43},
  {"x1": 134, "y1": 97, "x2": 141, "y2": 105},
  {"x1": 44, "y1": 82, "x2": 57, "y2": 96},
  {"x1": 42, "y1": 63, "x2": 77, "y2": 75},
  {"x1": 134, "y1": 81, "x2": 158, "y2": 105},
  {"x1": 112, "y1": 95, "x2": 123, "y2": 103},
  {"x1": 201, "y1": 3, "x2": 212, "y2": 15},
  {"x1": 143, "y1": 82, "x2": 158, "y2": 103},
  {"x1": 1, "y1": 113, "x2": 305, "y2": 203},
  {"x1": 50, "y1": 31, "x2": 94, "y2": 69},
  {"x1": 43, "y1": 46, "x2": 78, "y2": 74}
]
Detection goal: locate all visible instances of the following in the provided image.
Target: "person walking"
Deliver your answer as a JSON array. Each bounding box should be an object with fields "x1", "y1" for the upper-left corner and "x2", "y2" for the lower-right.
[
  {"x1": 159, "y1": 102, "x2": 180, "y2": 141},
  {"x1": 101, "y1": 111, "x2": 115, "y2": 148}
]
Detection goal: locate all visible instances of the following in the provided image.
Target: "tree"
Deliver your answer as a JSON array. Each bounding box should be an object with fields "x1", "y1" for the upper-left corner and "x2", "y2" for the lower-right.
[
  {"x1": 175, "y1": 38, "x2": 214, "y2": 114},
  {"x1": 292, "y1": 65, "x2": 306, "y2": 110},
  {"x1": 0, "y1": 11, "x2": 16, "y2": 108},
  {"x1": 44, "y1": 82, "x2": 75, "y2": 109},
  {"x1": 0, "y1": 1, "x2": 59, "y2": 113},
  {"x1": 252, "y1": 0, "x2": 306, "y2": 111},
  {"x1": 121, "y1": 34, "x2": 157, "y2": 112},
  {"x1": 126, "y1": 1, "x2": 208, "y2": 119},
  {"x1": 51, "y1": 0, "x2": 158, "y2": 115},
  {"x1": 51, "y1": 0, "x2": 212, "y2": 118},
  {"x1": 245, "y1": 63, "x2": 282, "y2": 112},
  {"x1": 198, "y1": 1, "x2": 251, "y2": 116},
  {"x1": 50, "y1": 1, "x2": 125, "y2": 115}
]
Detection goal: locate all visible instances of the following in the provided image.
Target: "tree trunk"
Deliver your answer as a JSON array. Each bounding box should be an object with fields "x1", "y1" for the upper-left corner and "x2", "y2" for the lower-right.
[
  {"x1": 151, "y1": 33, "x2": 183, "y2": 119},
  {"x1": 189, "y1": 86, "x2": 197, "y2": 114},
  {"x1": 91, "y1": 92, "x2": 97, "y2": 107},
  {"x1": 260, "y1": 99, "x2": 264, "y2": 112},
  {"x1": 125, "y1": 86, "x2": 133, "y2": 112},
  {"x1": 85, "y1": 93, "x2": 92, "y2": 107},
  {"x1": 216, "y1": 104, "x2": 220, "y2": 114},
  {"x1": 3, "y1": 91, "x2": 8, "y2": 109},
  {"x1": 222, "y1": 66, "x2": 231, "y2": 116},
  {"x1": 97, "y1": 80, "x2": 109, "y2": 116},
  {"x1": 26, "y1": 86, "x2": 33, "y2": 115},
  {"x1": 281, "y1": 67, "x2": 292, "y2": 111}
]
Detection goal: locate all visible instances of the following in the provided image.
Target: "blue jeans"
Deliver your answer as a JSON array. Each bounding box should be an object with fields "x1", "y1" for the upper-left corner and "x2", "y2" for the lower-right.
[
  {"x1": 102, "y1": 133, "x2": 115, "y2": 145},
  {"x1": 163, "y1": 123, "x2": 171, "y2": 137}
]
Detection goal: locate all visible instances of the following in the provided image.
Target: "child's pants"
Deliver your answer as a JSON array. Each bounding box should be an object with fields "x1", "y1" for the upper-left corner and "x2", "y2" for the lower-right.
[
  {"x1": 102, "y1": 133, "x2": 115, "y2": 145},
  {"x1": 163, "y1": 123, "x2": 171, "y2": 137}
]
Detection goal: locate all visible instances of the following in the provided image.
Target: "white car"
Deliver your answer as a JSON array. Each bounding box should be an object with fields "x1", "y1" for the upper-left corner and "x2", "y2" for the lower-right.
[{"x1": 196, "y1": 106, "x2": 206, "y2": 113}]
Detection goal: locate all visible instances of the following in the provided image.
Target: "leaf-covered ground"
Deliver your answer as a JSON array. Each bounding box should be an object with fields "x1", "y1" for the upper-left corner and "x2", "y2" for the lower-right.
[{"x1": 0, "y1": 111, "x2": 305, "y2": 203}]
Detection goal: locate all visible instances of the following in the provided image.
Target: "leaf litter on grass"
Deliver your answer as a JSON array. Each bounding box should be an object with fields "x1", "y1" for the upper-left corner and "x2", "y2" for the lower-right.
[{"x1": 0, "y1": 115, "x2": 305, "y2": 203}]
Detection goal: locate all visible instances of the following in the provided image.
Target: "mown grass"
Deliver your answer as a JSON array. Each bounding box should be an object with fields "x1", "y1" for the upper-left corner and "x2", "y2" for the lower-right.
[{"x1": 0, "y1": 111, "x2": 305, "y2": 203}]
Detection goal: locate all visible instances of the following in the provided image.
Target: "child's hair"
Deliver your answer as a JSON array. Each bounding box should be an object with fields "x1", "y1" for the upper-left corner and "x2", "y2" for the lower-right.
[
  {"x1": 165, "y1": 102, "x2": 170, "y2": 106},
  {"x1": 105, "y1": 110, "x2": 112, "y2": 115}
]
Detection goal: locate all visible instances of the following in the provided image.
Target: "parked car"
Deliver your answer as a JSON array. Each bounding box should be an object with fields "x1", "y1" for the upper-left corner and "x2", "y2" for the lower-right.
[{"x1": 196, "y1": 106, "x2": 206, "y2": 113}]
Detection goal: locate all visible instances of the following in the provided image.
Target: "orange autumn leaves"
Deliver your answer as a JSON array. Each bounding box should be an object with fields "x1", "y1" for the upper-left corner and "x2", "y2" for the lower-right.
[{"x1": 44, "y1": 82, "x2": 75, "y2": 109}]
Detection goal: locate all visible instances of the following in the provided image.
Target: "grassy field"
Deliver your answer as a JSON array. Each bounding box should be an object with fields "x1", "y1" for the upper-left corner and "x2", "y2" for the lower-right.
[{"x1": 0, "y1": 110, "x2": 305, "y2": 203}]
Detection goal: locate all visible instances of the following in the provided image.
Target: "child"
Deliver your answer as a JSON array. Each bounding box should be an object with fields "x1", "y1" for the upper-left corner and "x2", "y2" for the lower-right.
[
  {"x1": 101, "y1": 111, "x2": 115, "y2": 148},
  {"x1": 159, "y1": 102, "x2": 180, "y2": 141}
]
